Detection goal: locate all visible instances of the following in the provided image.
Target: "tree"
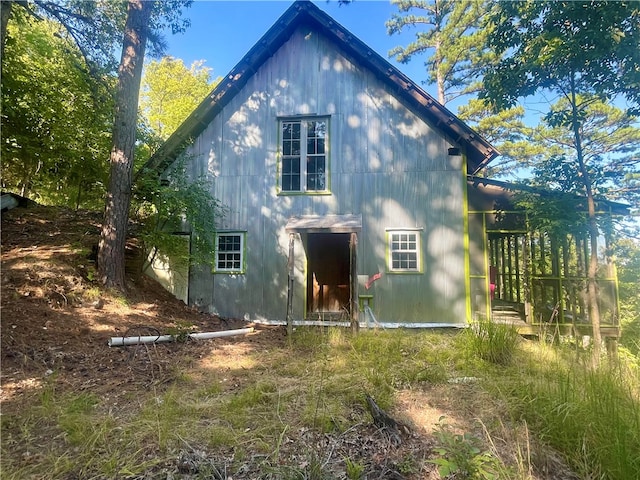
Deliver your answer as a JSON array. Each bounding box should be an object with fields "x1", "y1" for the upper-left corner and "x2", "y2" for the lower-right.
[
  {"x1": 386, "y1": 1, "x2": 538, "y2": 178},
  {"x1": 96, "y1": 1, "x2": 192, "y2": 291},
  {"x1": 481, "y1": 0, "x2": 640, "y2": 363},
  {"x1": 531, "y1": 98, "x2": 640, "y2": 205},
  {"x1": 1, "y1": 6, "x2": 113, "y2": 207},
  {"x1": 133, "y1": 158, "x2": 226, "y2": 277},
  {"x1": 97, "y1": 0, "x2": 153, "y2": 290},
  {"x1": 2, "y1": 0, "x2": 194, "y2": 290},
  {"x1": 141, "y1": 56, "x2": 217, "y2": 141},
  {"x1": 386, "y1": 0, "x2": 488, "y2": 105},
  {"x1": 133, "y1": 56, "x2": 224, "y2": 277},
  {"x1": 612, "y1": 238, "x2": 640, "y2": 357},
  {"x1": 457, "y1": 99, "x2": 545, "y2": 178},
  {"x1": 1, "y1": 0, "x2": 125, "y2": 73}
]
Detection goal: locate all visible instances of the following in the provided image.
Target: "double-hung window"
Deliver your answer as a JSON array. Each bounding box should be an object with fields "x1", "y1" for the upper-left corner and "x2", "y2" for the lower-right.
[
  {"x1": 280, "y1": 117, "x2": 328, "y2": 193},
  {"x1": 387, "y1": 229, "x2": 422, "y2": 273},
  {"x1": 215, "y1": 232, "x2": 245, "y2": 273}
]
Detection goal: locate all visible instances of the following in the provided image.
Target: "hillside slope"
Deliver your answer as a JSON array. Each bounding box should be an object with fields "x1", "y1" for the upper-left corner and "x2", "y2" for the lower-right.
[{"x1": 1, "y1": 205, "x2": 267, "y2": 407}]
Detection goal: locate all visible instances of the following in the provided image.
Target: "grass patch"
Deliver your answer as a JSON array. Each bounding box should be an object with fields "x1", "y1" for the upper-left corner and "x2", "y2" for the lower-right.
[
  {"x1": 495, "y1": 344, "x2": 640, "y2": 478},
  {"x1": 2, "y1": 327, "x2": 639, "y2": 479},
  {"x1": 462, "y1": 318, "x2": 520, "y2": 366}
]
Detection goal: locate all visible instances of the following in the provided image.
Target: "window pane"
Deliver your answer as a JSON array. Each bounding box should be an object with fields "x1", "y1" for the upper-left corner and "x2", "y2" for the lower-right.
[
  {"x1": 308, "y1": 121, "x2": 326, "y2": 138},
  {"x1": 281, "y1": 118, "x2": 327, "y2": 194},
  {"x1": 306, "y1": 156, "x2": 325, "y2": 191},
  {"x1": 282, "y1": 157, "x2": 301, "y2": 191},
  {"x1": 217, "y1": 234, "x2": 243, "y2": 272},
  {"x1": 307, "y1": 138, "x2": 316, "y2": 154},
  {"x1": 389, "y1": 231, "x2": 419, "y2": 271},
  {"x1": 282, "y1": 122, "x2": 293, "y2": 139}
]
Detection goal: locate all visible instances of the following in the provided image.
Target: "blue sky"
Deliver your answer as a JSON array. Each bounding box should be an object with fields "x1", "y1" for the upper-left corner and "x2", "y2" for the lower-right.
[{"x1": 163, "y1": 0, "x2": 431, "y2": 96}]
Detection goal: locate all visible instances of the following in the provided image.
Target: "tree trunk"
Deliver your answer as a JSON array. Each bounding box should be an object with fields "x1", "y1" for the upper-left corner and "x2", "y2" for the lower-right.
[
  {"x1": 97, "y1": 0, "x2": 152, "y2": 291},
  {"x1": 569, "y1": 77, "x2": 602, "y2": 366},
  {"x1": 1, "y1": 1, "x2": 27, "y2": 62}
]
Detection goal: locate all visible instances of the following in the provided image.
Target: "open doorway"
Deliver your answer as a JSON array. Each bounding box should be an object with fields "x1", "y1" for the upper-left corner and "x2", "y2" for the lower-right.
[{"x1": 306, "y1": 233, "x2": 351, "y2": 317}]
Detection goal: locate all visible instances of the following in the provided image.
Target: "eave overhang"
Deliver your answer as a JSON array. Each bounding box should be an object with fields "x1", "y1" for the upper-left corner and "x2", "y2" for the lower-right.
[{"x1": 468, "y1": 176, "x2": 631, "y2": 216}]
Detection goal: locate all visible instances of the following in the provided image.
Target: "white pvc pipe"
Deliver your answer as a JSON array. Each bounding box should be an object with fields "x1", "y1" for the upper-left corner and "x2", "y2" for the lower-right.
[{"x1": 108, "y1": 327, "x2": 254, "y2": 347}]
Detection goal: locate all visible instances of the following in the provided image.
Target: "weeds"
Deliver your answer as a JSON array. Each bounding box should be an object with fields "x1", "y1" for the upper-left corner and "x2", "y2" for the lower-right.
[
  {"x1": 428, "y1": 416, "x2": 504, "y2": 479},
  {"x1": 501, "y1": 353, "x2": 640, "y2": 478},
  {"x1": 2, "y1": 327, "x2": 639, "y2": 479},
  {"x1": 464, "y1": 318, "x2": 520, "y2": 365},
  {"x1": 344, "y1": 456, "x2": 365, "y2": 479}
]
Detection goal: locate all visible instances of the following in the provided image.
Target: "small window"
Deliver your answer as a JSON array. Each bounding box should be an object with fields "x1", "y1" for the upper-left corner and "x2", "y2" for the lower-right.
[
  {"x1": 387, "y1": 230, "x2": 421, "y2": 272},
  {"x1": 279, "y1": 117, "x2": 328, "y2": 193},
  {"x1": 215, "y1": 232, "x2": 245, "y2": 273}
]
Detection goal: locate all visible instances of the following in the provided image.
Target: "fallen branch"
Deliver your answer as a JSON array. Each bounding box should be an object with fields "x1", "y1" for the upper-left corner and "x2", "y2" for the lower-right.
[{"x1": 365, "y1": 395, "x2": 408, "y2": 445}]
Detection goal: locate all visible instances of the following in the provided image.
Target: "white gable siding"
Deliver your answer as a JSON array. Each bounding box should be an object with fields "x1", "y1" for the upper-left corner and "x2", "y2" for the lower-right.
[{"x1": 184, "y1": 26, "x2": 466, "y2": 324}]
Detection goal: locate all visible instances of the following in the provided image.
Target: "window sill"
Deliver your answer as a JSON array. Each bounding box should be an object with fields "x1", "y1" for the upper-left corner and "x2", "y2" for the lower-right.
[
  {"x1": 386, "y1": 270, "x2": 423, "y2": 275},
  {"x1": 277, "y1": 191, "x2": 332, "y2": 196}
]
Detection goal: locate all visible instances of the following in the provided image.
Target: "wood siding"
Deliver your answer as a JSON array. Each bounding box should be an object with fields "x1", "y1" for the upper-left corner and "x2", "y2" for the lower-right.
[{"x1": 183, "y1": 26, "x2": 467, "y2": 324}]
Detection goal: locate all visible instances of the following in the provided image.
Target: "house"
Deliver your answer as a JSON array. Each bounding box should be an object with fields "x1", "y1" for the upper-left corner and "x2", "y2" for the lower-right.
[{"x1": 143, "y1": 0, "x2": 624, "y2": 337}]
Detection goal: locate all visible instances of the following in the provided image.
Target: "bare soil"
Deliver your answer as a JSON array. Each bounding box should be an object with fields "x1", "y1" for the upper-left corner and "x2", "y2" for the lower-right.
[{"x1": 1, "y1": 205, "x2": 279, "y2": 411}]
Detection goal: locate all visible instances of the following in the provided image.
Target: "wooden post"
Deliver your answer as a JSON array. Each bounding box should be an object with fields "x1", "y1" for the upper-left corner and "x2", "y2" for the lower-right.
[
  {"x1": 350, "y1": 232, "x2": 359, "y2": 333},
  {"x1": 286, "y1": 233, "x2": 295, "y2": 337},
  {"x1": 522, "y1": 232, "x2": 532, "y2": 323}
]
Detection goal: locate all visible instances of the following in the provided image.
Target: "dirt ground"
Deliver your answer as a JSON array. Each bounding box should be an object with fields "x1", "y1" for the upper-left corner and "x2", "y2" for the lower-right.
[{"x1": 0, "y1": 205, "x2": 285, "y2": 410}]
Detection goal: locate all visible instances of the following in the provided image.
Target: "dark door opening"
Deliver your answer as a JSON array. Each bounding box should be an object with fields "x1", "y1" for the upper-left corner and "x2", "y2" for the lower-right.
[{"x1": 306, "y1": 233, "x2": 351, "y2": 316}]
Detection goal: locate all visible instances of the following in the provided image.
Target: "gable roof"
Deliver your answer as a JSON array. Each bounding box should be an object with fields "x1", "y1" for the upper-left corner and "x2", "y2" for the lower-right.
[{"x1": 140, "y1": 0, "x2": 499, "y2": 178}]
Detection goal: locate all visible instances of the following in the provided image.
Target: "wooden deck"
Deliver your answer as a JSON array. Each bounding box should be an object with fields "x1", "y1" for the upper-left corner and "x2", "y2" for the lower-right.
[{"x1": 491, "y1": 302, "x2": 620, "y2": 338}]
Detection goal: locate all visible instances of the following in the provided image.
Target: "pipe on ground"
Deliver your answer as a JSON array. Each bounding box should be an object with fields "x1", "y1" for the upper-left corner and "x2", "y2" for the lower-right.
[{"x1": 108, "y1": 327, "x2": 254, "y2": 347}]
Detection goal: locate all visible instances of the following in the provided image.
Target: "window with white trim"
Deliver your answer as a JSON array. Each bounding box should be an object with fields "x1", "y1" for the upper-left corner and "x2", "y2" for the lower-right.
[
  {"x1": 215, "y1": 232, "x2": 245, "y2": 273},
  {"x1": 388, "y1": 230, "x2": 421, "y2": 272},
  {"x1": 280, "y1": 117, "x2": 328, "y2": 193}
]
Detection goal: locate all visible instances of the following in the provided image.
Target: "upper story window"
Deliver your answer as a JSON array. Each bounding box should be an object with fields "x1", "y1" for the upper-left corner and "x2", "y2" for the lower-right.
[
  {"x1": 279, "y1": 117, "x2": 329, "y2": 193},
  {"x1": 387, "y1": 229, "x2": 422, "y2": 273}
]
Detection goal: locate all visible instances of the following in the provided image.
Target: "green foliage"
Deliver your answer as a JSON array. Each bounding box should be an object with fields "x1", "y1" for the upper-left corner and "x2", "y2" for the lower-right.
[
  {"x1": 429, "y1": 417, "x2": 503, "y2": 479},
  {"x1": 3, "y1": 328, "x2": 640, "y2": 478},
  {"x1": 27, "y1": 0, "x2": 127, "y2": 73},
  {"x1": 464, "y1": 318, "x2": 520, "y2": 366},
  {"x1": 481, "y1": 1, "x2": 640, "y2": 361},
  {"x1": 528, "y1": 97, "x2": 640, "y2": 206},
  {"x1": 132, "y1": 157, "x2": 226, "y2": 272},
  {"x1": 344, "y1": 456, "x2": 365, "y2": 479},
  {"x1": 515, "y1": 191, "x2": 589, "y2": 240},
  {"x1": 501, "y1": 351, "x2": 640, "y2": 479},
  {"x1": 167, "y1": 321, "x2": 195, "y2": 343},
  {"x1": 482, "y1": 1, "x2": 640, "y2": 115},
  {"x1": 141, "y1": 56, "x2": 217, "y2": 140},
  {"x1": 612, "y1": 238, "x2": 640, "y2": 355},
  {"x1": 22, "y1": 1, "x2": 193, "y2": 73},
  {"x1": 1, "y1": 9, "x2": 113, "y2": 207},
  {"x1": 457, "y1": 99, "x2": 543, "y2": 178},
  {"x1": 386, "y1": 0, "x2": 489, "y2": 105}
]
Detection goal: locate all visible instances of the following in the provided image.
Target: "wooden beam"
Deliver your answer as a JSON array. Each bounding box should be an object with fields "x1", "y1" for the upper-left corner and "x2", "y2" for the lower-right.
[
  {"x1": 350, "y1": 232, "x2": 359, "y2": 333},
  {"x1": 286, "y1": 233, "x2": 295, "y2": 337}
]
